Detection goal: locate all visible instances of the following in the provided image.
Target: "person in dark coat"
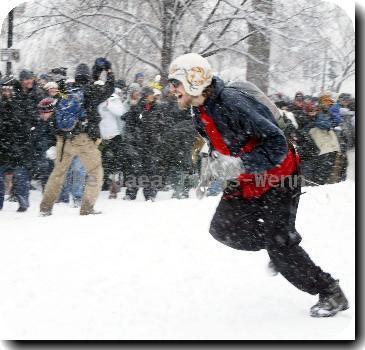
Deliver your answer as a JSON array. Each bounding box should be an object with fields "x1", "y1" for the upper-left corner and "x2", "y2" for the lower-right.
[
  {"x1": 123, "y1": 86, "x2": 161, "y2": 201},
  {"x1": 159, "y1": 92, "x2": 197, "y2": 198},
  {"x1": 304, "y1": 93, "x2": 342, "y2": 185},
  {"x1": 0, "y1": 77, "x2": 16, "y2": 210},
  {"x1": 0, "y1": 71, "x2": 44, "y2": 211},
  {"x1": 12, "y1": 70, "x2": 45, "y2": 169},
  {"x1": 168, "y1": 53, "x2": 348, "y2": 318},
  {"x1": 30, "y1": 98, "x2": 58, "y2": 190},
  {"x1": 288, "y1": 91, "x2": 305, "y2": 114}
]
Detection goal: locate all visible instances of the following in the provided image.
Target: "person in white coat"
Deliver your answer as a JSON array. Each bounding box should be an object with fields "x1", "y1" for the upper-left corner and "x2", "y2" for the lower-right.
[{"x1": 98, "y1": 86, "x2": 128, "y2": 198}]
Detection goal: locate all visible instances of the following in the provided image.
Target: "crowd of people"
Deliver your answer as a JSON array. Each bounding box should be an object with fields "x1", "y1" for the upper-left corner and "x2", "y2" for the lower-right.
[
  {"x1": 0, "y1": 57, "x2": 355, "y2": 214},
  {"x1": 270, "y1": 90, "x2": 355, "y2": 186}
]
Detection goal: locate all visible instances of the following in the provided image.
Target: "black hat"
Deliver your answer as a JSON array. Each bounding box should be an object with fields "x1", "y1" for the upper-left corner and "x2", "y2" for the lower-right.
[
  {"x1": 19, "y1": 69, "x2": 35, "y2": 81},
  {"x1": 141, "y1": 86, "x2": 154, "y2": 98},
  {"x1": 75, "y1": 63, "x2": 91, "y2": 83},
  {"x1": 115, "y1": 79, "x2": 126, "y2": 89},
  {"x1": 338, "y1": 93, "x2": 351, "y2": 101}
]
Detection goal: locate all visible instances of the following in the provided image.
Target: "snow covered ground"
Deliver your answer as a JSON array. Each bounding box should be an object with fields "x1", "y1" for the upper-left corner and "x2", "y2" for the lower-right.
[{"x1": 0, "y1": 167, "x2": 355, "y2": 340}]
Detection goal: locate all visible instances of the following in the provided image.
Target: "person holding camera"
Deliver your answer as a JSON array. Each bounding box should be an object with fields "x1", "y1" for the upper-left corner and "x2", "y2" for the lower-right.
[{"x1": 40, "y1": 57, "x2": 115, "y2": 216}]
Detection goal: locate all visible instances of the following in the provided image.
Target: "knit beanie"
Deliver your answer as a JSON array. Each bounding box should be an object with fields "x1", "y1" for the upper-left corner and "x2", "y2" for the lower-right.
[
  {"x1": 75, "y1": 63, "x2": 91, "y2": 83},
  {"x1": 19, "y1": 69, "x2": 35, "y2": 81}
]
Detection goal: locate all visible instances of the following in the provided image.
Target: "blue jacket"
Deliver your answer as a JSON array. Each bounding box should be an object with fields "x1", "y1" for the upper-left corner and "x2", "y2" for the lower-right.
[
  {"x1": 315, "y1": 105, "x2": 342, "y2": 131},
  {"x1": 192, "y1": 77, "x2": 288, "y2": 174}
]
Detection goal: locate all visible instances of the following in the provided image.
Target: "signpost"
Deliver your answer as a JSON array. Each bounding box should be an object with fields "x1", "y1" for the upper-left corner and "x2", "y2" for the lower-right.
[{"x1": 2, "y1": 9, "x2": 15, "y2": 76}]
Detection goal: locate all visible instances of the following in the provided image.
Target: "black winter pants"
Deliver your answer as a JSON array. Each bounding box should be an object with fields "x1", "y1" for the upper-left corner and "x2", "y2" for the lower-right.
[
  {"x1": 209, "y1": 180, "x2": 335, "y2": 295},
  {"x1": 101, "y1": 135, "x2": 124, "y2": 175}
]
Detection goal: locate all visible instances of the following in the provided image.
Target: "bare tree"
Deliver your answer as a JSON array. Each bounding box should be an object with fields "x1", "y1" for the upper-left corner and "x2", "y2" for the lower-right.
[{"x1": 1, "y1": 0, "x2": 354, "y2": 95}]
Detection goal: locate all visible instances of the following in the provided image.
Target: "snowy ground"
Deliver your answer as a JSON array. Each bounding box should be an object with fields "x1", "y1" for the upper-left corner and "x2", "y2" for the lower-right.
[{"x1": 0, "y1": 159, "x2": 355, "y2": 340}]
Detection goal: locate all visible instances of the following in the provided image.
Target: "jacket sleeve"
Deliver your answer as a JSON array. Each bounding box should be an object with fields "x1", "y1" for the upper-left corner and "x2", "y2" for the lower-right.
[
  {"x1": 221, "y1": 89, "x2": 288, "y2": 174},
  {"x1": 315, "y1": 113, "x2": 333, "y2": 130},
  {"x1": 93, "y1": 71, "x2": 115, "y2": 106},
  {"x1": 329, "y1": 105, "x2": 342, "y2": 126}
]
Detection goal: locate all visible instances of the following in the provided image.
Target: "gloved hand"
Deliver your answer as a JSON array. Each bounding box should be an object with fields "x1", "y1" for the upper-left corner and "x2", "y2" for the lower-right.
[
  {"x1": 208, "y1": 151, "x2": 244, "y2": 181},
  {"x1": 46, "y1": 146, "x2": 57, "y2": 160}
]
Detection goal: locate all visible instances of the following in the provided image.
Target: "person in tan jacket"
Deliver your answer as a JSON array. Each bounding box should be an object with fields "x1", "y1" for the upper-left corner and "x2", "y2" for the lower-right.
[{"x1": 40, "y1": 58, "x2": 115, "y2": 216}]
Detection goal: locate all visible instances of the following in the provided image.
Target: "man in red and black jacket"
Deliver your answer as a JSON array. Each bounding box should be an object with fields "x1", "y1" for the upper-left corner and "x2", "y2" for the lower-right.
[{"x1": 168, "y1": 53, "x2": 348, "y2": 318}]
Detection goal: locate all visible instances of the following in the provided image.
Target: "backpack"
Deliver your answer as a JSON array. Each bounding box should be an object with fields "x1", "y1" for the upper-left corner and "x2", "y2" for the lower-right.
[
  {"x1": 55, "y1": 87, "x2": 86, "y2": 131},
  {"x1": 226, "y1": 80, "x2": 286, "y2": 129}
]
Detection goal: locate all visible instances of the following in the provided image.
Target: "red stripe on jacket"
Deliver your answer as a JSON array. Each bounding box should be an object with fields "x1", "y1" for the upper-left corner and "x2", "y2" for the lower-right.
[{"x1": 198, "y1": 106, "x2": 299, "y2": 199}]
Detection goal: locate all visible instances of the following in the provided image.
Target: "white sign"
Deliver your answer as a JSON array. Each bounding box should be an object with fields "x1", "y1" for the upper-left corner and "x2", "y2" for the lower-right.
[{"x1": 0, "y1": 48, "x2": 20, "y2": 62}]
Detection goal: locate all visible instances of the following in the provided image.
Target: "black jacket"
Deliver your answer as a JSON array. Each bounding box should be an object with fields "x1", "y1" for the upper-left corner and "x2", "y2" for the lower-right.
[
  {"x1": 0, "y1": 97, "x2": 15, "y2": 165},
  {"x1": 192, "y1": 77, "x2": 288, "y2": 174},
  {"x1": 123, "y1": 99, "x2": 163, "y2": 176},
  {"x1": 4, "y1": 82, "x2": 44, "y2": 167},
  {"x1": 70, "y1": 71, "x2": 115, "y2": 140},
  {"x1": 159, "y1": 98, "x2": 197, "y2": 174},
  {"x1": 30, "y1": 116, "x2": 57, "y2": 161}
]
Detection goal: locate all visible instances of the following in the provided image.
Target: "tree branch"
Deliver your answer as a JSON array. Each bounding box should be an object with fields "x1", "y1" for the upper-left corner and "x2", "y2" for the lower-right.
[
  {"x1": 200, "y1": 0, "x2": 247, "y2": 56},
  {"x1": 188, "y1": 0, "x2": 222, "y2": 51},
  {"x1": 50, "y1": 6, "x2": 162, "y2": 72},
  {"x1": 201, "y1": 30, "x2": 256, "y2": 57}
]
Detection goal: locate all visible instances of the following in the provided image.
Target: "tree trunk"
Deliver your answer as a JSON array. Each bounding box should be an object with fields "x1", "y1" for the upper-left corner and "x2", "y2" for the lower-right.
[
  {"x1": 246, "y1": 0, "x2": 272, "y2": 94},
  {"x1": 160, "y1": 0, "x2": 174, "y2": 85}
]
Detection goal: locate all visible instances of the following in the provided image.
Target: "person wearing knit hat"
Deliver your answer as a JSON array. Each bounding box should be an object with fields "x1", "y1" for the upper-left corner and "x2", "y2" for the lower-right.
[
  {"x1": 126, "y1": 83, "x2": 141, "y2": 106},
  {"x1": 74, "y1": 63, "x2": 91, "y2": 85},
  {"x1": 287, "y1": 91, "x2": 305, "y2": 113},
  {"x1": 19, "y1": 69, "x2": 35, "y2": 82},
  {"x1": 134, "y1": 72, "x2": 145, "y2": 87},
  {"x1": 39, "y1": 57, "x2": 115, "y2": 216},
  {"x1": 169, "y1": 53, "x2": 213, "y2": 104},
  {"x1": 168, "y1": 52, "x2": 349, "y2": 318},
  {"x1": 29, "y1": 98, "x2": 58, "y2": 191},
  {"x1": 127, "y1": 82, "x2": 141, "y2": 94},
  {"x1": 43, "y1": 82, "x2": 59, "y2": 97},
  {"x1": 4, "y1": 69, "x2": 44, "y2": 212},
  {"x1": 18, "y1": 69, "x2": 36, "y2": 92},
  {"x1": 122, "y1": 81, "x2": 163, "y2": 202},
  {"x1": 318, "y1": 93, "x2": 334, "y2": 109},
  {"x1": 141, "y1": 86, "x2": 154, "y2": 100},
  {"x1": 36, "y1": 73, "x2": 52, "y2": 89}
]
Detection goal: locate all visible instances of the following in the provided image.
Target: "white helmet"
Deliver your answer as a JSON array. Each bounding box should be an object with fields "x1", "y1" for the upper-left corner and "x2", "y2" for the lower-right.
[{"x1": 168, "y1": 53, "x2": 213, "y2": 96}]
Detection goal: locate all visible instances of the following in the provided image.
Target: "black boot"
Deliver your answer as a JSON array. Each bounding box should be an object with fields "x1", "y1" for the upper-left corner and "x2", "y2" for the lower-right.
[
  {"x1": 310, "y1": 280, "x2": 349, "y2": 317},
  {"x1": 17, "y1": 207, "x2": 27, "y2": 213}
]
